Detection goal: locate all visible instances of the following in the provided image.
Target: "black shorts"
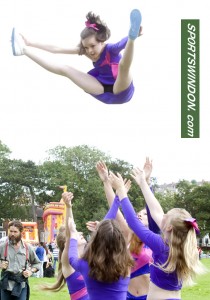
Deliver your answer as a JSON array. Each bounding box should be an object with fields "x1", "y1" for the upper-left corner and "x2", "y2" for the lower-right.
[{"x1": 102, "y1": 84, "x2": 114, "y2": 93}]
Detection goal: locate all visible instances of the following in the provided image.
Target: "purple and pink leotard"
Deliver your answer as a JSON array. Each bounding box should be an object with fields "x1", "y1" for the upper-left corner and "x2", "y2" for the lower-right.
[
  {"x1": 66, "y1": 270, "x2": 89, "y2": 300},
  {"x1": 87, "y1": 37, "x2": 135, "y2": 104},
  {"x1": 120, "y1": 196, "x2": 182, "y2": 293}
]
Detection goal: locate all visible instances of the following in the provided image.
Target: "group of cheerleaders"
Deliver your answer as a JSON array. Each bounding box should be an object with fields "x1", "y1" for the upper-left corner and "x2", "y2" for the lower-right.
[{"x1": 41, "y1": 158, "x2": 205, "y2": 300}]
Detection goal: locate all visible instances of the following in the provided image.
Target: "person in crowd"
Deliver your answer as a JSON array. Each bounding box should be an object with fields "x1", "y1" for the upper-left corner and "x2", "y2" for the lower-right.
[
  {"x1": 47, "y1": 243, "x2": 53, "y2": 253},
  {"x1": 87, "y1": 159, "x2": 156, "y2": 300},
  {"x1": 42, "y1": 192, "x2": 88, "y2": 299},
  {"x1": 35, "y1": 242, "x2": 44, "y2": 278},
  {"x1": 68, "y1": 191, "x2": 134, "y2": 300},
  {"x1": 11, "y1": 9, "x2": 142, "y2": 105},
  {"x1": 52, "y1": 244, "x2": 59, "y2": 271},
  {"x1": 108, "y1": 168, "x2": 206, "y2": 300},
  {"x1": 43, "y1": 253, "x2": 55, "y2": 278},
  {"x1": 0, "y1": 220, "x2": 40, "y2": 300},
  {"x1": 42, "y1": 242, "x2": 48, "y2": 277}
]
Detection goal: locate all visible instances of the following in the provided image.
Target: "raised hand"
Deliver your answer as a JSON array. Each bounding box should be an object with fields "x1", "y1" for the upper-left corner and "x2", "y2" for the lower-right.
[
  {"x1": 86, "y1": 221, "x2": 99, "y2": 232},
  {"x1": 124, "y1": 179, "x2": 132, "y2": 193},
  {"x1": 131, "y1": 167, "x2": 146, "y2": 186},
  {"x1": 96, "y1": 161, "x2": 109, "y2": 182},
  {"x1": 62, "y1": 192, "x2": 74, "y2": 207},
  {"x1": 143, "y1": 157, "x2": 153, "y2": 184},
  {"x1": 108, "y1": 171, "x2": 125, "y2": 191}
]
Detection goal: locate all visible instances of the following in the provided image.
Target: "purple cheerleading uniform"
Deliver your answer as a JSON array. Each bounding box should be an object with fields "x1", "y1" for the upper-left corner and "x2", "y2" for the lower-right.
[
  {"x1": 68, "y1": 196, "x2": 130, "y2": 300},
  {"x1": 120, "y1": 197, "x2": 182, "y2": 292},
  {"x1": 130, "y1": 246, "x2": 152, "y2": 279},
  {"x1": 127, "y1": 246, "x2": 152, "y2": 300},
  {"x1": 66, "y1": 271, "x2": 89, "y2": 300},
  {"x1": 104, "y1": 196, "x2": 152, "y2": 300},
  {"x1": 87, "y1": 37, "x2": 135, "y2": 104},
  {"x1": 68, "y1": 239, "x2": 130, "y2": 300}
]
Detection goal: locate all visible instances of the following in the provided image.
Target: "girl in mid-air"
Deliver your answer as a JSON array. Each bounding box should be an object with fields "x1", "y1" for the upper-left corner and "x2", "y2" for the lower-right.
[
  {"x1": 11, "y1": 9, "x2": 142, "y2": 105},
  {"x1": 108, "y1": 169, "x2": 206, "y2": 300}
]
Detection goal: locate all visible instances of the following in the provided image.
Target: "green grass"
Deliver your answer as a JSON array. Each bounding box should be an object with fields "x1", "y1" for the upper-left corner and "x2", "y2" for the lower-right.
[
  {"x1": 29, "y1": 277, "x2": 69, "y2": 300},
  {"x1": 181, "y1": 258, "x2": 210, "y2": 300},
  {"x1": 29, "y1": 259, "x2": 210, "y2": 300}
]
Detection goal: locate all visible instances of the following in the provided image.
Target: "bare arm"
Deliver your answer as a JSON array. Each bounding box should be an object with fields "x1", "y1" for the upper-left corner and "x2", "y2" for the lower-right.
[
  {"x1": 60, "y1": 192, "x2": 75, "y2": 277},
  {"x1": 20, "y1": 33, "x2": 80, "y2": 54},
  {"x1": 96, "y1": 161, "x2": 131, "y2": 241},
  {"x1": 131, "y1": 168, "x2": 164, "y2": 228},
  {"x1": 62, "y1": 192, "x2": 74, "y2": 239},
  {"x1": 143, "y1": 157, "x2": 153, "y2": 185}
]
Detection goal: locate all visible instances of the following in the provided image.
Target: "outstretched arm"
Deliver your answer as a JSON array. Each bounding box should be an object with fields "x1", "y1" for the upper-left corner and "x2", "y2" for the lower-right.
[
  {"x1": 143, "y1": 157, "x2": 160, "y2": 233},
  {"x1": 68, "y1": 217, "x2": 81, "y2": 272},
  {"x1": 143, "y1": 157, "x2": 153, "y2": 185},
  {"x1": 62, "y1": 192, "x2": 74, "y2": 239},
  {"x1": 96, "y1": 161, "x2": 131, "y2": 240},
  {"x1": 20, "y1": 33, "x2": 80, "y2": 54},
  {"x1": 131, "y1": 168, "x2": 164, "y2": 228},
  {"x1": 108, "y1": 171, "x2": 163, "y2": 252},
  {"x1": 61, "y1": 192, "x2": 76, "y2": 277}
]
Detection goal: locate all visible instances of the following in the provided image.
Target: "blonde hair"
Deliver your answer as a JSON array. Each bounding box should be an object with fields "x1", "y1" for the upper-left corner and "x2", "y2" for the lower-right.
[
  {"x1": 159, "y1": 208, "x2": 206, "y2": 285},
  {"x1": 82, "y1": 219, "x2": 134, "y2": 282},
  {"x1": 129, "y1": 232, "x2": 143, "y2": 255}
]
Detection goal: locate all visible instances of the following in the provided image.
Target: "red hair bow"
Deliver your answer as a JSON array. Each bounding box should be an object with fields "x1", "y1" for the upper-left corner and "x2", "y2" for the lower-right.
[
  {"x1": 85, "y1": 21, "x2": 99, "y2": 31},
  {"x1": 185, "y1": 218, "x2": 200, "y2": 234}
]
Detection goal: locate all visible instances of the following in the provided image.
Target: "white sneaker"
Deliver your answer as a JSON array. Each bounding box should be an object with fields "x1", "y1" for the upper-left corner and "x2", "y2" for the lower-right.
[{"x1": 11, "y1": 28, "x2": 25, "y2": 56}]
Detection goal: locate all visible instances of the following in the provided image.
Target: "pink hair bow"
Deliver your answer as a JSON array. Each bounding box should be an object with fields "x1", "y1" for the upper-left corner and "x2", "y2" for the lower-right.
[
  {"x1": 185, "y1": 218, "x2": 200, "y2": 234},
  {"x1": 85, "y1": 21, "x2": 99, "y2": 31}
]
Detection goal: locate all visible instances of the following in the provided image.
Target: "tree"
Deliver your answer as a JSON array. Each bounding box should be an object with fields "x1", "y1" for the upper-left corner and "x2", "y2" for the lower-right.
[
  {"x1": 40, "y1": 145, "x2": 144, "y2": 233},
  {"x1": 0, "y1": 140, "x2": 11, "y2": 159},
  {"x1": 0, "y1": 158, "x2": 44, "y2": 221},
  {"x1": 174, "y1": 180, "x2": 210, "y2": 236}
]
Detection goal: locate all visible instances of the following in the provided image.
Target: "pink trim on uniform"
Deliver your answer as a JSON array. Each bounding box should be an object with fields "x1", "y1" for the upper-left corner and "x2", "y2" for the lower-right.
[{"x1": 71, "y1": 287, "x2": 88, "y2": 300}]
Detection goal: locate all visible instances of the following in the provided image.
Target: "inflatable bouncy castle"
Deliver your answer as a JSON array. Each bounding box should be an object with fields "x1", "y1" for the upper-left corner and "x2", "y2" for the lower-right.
[
  {"x1": 22, "y1": 222, "x2": 39, "y2": 244},
  {"x1": 43, "y1": 186, "x2": 67, "y2": 243}
]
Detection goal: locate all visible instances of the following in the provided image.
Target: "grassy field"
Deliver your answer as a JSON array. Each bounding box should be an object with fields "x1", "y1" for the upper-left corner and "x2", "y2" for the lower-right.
[
  {"x1": 181, "y1": 258, "x2": 210, "y2": 300},
  {"x1": 29, "y1": 259, "x2": 210, "y2": 300},
  {"x1": 29, "y1": 277, "x2": 69, "y2": 300}
]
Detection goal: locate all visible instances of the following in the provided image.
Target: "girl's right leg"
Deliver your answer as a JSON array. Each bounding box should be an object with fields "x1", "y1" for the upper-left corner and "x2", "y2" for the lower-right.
[
  {"x1": 24, "y1": 47, "x2": 104, "y2": 94},
  {"x1": 11, "y1": 29, "x2": 104, "y2": 95}
]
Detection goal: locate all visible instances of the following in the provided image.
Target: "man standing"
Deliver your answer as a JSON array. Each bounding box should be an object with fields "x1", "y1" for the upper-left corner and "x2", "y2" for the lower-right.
[{"x1": 0, "y1": 220, "x2": 40, "y2": 300}]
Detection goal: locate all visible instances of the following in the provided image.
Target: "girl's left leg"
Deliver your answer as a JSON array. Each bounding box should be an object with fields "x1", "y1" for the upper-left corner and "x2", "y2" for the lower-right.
[{"x1": 113, "y1": 38, "x2": 135, "y2": 94}]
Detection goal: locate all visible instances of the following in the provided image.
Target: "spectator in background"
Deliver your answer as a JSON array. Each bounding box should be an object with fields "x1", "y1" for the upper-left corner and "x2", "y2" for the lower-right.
[
  {"x1": 42, "y1": 243, "x2": 48, "y2": 277},
  {"x1": 44, "y1": 253, "x2": 55, "y2": 278},
  {"x1": 0, "y1": 220, "x2": 40, "y2": 300},
  {"x1": 35, "y1": 242, "x2": 44, "y2": 278},
  {"x1": 52, "y1": 245, "x2": 59, "y2": 270},
  {"x1": 48, "y1": 243, "x2": 53, "y2": 253}
]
